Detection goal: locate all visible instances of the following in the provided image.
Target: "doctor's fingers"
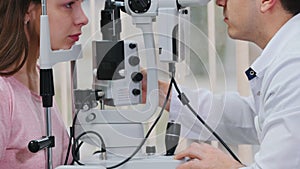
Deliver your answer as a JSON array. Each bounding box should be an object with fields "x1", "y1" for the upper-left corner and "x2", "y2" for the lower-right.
[
  {"x1": 174, "y1": 142, "x2": 205, "y2": 160},
  {"x1": 176, "y1": 158, "x2": 202, "y2": 169}
]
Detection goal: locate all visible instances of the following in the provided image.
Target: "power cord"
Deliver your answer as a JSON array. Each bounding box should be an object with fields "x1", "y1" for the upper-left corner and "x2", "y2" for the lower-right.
[
  {"x1": 64, "y1": 92, "x2": 106, "y2": 165},
  {"x1": 170, "y1": 77, "x2": 243, "y2": 164},
  {"x1": 106, "y1": 76, "x2": 174, "y2": 169},
  {"x1": 72, "y1": 131, "x2": 106, "y2": 165}
]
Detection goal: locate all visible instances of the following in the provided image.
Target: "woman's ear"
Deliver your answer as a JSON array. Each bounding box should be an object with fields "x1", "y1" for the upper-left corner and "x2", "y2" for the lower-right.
[
  {"x1": 24, "y1": 2, "x2": 38, "y2": 24},
  {"x1": 24, "y1": 12, "x2": 30, "y2": 24},
  {"x1": 260, "y1": 0, "x2": 277, "y2": 13}
]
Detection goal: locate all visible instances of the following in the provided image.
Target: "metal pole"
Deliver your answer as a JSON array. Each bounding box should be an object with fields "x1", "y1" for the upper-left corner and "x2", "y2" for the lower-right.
[
  {"x1": 41, "y1": 0, "x2": 47, "y2": 15},
  {"x1": 45, "y1": 108, "x2": 53, "y2": 169},
  {"x1": 41, "y1": 1, "x2": 52, "y2": 169},
  {"x1": 70, "y1": 61, "x2": 77, "y2": 121}
]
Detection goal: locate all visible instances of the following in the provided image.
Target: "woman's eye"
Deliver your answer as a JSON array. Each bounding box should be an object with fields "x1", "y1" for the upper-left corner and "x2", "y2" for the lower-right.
[{"x1": 65, "y1": 2, "x2": 75, "y2": 8}]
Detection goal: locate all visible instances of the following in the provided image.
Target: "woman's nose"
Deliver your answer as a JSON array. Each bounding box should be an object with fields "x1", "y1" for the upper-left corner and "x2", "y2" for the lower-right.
[
  {"x1": 216, "y1": 0, "x2": 226, "y2": 7},
  {"x1": 75, "y1": 7, "x2": 89, "y2": 26}
]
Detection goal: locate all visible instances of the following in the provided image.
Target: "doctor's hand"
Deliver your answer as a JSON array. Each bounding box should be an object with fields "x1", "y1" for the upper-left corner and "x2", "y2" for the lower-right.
[
  {"x1": 141, "y1": 69, "x2": 171, "y2": 111},
  {"x1": 174, "y1": 142, "x2": 244, "y2": 169}
]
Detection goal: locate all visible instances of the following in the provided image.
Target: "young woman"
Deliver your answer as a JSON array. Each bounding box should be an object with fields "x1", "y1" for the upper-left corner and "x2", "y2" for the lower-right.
[{"x1": 0, "y1": 0, "x2": 88, "y2": 168}]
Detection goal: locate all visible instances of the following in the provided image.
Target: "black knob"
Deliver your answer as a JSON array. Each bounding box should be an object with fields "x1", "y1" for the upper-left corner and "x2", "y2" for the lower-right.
[
  {"x1": 129, "y1": 43, "x2": 137, "y2": 49},
  {"x1": 131, "y1": 72, "x2": 143, "y2": 83},
  {"x1": 165, "y1": 121, "x2": 181, "y2": 156},
  {"x1": 28, "y1": 136, "x2": 55, "y2": 153},
  {"x1": 132, "y1": 89, "x2": 141, "y2": 96}
]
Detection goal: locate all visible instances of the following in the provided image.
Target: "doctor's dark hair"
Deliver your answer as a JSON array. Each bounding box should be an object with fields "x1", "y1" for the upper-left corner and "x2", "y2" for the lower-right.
[
  {"x1": 280, "y1": 0, "x2": 300, "y2": 15},
  {"x1": 0, "y1": 0, "x2": 40, "y2": 76}
]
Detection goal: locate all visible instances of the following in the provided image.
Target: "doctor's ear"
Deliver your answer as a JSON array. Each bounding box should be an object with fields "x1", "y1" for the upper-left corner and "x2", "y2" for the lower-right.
[{"x1": 260, "y1": 0, "x2": 277, "y2": 13}]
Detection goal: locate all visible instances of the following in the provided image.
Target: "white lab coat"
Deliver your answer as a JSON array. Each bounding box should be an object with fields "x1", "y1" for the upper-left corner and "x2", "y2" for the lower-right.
[{"x1": 169, "y1": 14, "x2": 300, "y2": 168}]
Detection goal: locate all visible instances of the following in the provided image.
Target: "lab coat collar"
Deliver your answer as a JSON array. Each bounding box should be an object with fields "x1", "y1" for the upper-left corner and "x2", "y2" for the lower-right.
[
  {"x1": 247, "y1": 13, "x2": 300, "y2": 80},
  {"x1": 245, "y1": 67, "x2": 256, "y2": 81}
]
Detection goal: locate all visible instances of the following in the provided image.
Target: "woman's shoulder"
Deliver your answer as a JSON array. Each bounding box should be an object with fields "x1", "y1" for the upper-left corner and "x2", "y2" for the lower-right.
[
  {"x1": 0, "y1": 76, "x2": 14, "y2": 97},
  {"x1": 0, "y1": 76, "x2": 12, "y2": 86}
]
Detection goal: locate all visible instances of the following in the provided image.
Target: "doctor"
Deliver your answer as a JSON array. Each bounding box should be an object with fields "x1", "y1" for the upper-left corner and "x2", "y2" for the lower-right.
[{"x1": 155, "y1": 0, "x2": 300, "y2": 168}]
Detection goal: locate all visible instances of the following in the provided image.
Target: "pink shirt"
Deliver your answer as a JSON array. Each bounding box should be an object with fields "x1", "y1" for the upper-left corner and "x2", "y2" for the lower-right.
[{"x1": 0, "y1": 76, "x2": 70, "y2": 168}]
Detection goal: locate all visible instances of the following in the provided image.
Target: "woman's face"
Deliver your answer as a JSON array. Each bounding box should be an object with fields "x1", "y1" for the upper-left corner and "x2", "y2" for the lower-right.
[{"x1": 47, "y1": 0, "x2": 88, "y2": 50}]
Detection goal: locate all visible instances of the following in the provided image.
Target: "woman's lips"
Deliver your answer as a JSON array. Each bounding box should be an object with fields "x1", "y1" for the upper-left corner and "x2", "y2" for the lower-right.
[
  {"x1": 69, "y1": 33, "x2": 81, "y2": 42},
  {"x1": 223, "y1": 17, "x2": 229, "y2": 23}
]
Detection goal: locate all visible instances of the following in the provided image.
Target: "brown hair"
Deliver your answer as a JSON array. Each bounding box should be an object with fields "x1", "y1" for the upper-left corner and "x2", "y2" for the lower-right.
[
  {"x1": 280, "y1": 0, "x2": 300, "y2": 16},
  {"x1": 0, "y1": 0, "x2": 40, "y2": 76}
]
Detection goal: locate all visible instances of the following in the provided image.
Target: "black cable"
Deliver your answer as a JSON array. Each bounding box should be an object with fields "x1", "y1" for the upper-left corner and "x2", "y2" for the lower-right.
[
  {"x1": 72, "y1": 141, "x2": 84, "y2": 165},
  {"x1": 170, "y1": 77, "x2": 243, "y2": 164},
  {"x1": 74, "y1": 131, "x2": 106, "y2": 152},
  {"x1": 106, "y1": 77, "x2": 174, "y2": 169},
  {"x1": 72, "y1": 131, "x2": 106, "y2": 165},
  {"x1": 64, "y1": 92, "x2": 102, "y2": 165},
  {"x1": 64, "y1": 109, "x2": 80, "y2": 165},
  {"x1": 64, "y1": 126, "x2": 73, "y2": 164},
  {"x1": 64, "y1": 106, "x2": 82, "y2": 164}
]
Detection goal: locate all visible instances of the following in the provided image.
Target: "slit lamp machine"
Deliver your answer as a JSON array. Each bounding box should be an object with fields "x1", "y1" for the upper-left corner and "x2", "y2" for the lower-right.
[{"x1": 27, "y1": 0, "x2": 211, "y2": 169}]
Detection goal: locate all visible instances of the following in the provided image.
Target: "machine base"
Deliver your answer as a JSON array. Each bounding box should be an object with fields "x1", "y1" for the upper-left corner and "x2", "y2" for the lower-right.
[{"x1": 56, "y1": 155, "x2": 184, "y2": 169}]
